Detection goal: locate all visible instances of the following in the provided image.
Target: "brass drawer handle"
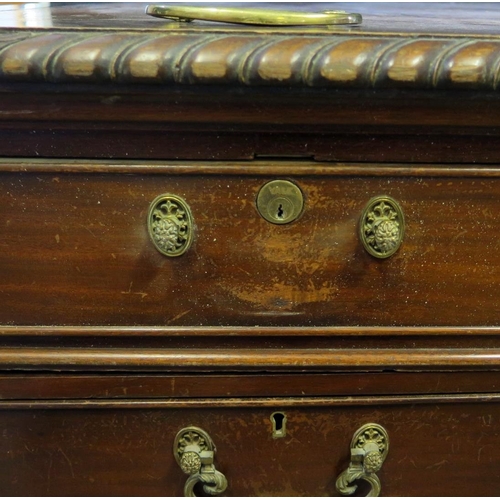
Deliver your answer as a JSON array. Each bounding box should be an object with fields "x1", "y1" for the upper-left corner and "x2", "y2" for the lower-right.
[
  {"x1": 148, "y1": 194, "x2": 194, "y2": 257},
  {"x1": 146, "y1": 5, "x2": 362, "y2": 26},
  {"x1": 174, "y1": 426, "x2": 228, "y2": 497},
  {"x1": 336, "y1": 423, "x2": 389, "y2": 497}
]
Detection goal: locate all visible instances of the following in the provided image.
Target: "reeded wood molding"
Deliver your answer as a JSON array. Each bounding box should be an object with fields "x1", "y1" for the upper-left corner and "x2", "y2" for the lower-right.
[
  {"x1": 0, "y1": 348, "x2": 499, "y2": 371},
  {"x1": 2, "y1": 31, "x2": 500, "y2": 89}
]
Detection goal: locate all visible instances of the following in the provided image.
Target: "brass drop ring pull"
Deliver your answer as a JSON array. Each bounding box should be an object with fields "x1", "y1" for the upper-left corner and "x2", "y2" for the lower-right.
[
  {"x1": 336, "y1": 423, "x2": 389, "y2": 497},
  {"x1": 174, "y1": 427, "x2": 228, "y2": 497},
  {"x1": 146, "y1": 5, "x2": 362, "y2": 26}
]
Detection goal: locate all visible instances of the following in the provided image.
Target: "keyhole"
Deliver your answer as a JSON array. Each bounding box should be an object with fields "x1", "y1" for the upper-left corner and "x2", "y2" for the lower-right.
[
  {"x1": 271, "y1": 411, "x2": 287, "y2": 438},
  {"x1": 277, "y1": 204, "x2": 284, "y2": 219}
]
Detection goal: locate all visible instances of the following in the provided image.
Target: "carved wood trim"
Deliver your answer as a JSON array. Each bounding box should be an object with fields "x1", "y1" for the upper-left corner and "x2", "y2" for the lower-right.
[{"x1": 1, "y1": 31, "x2": 500, "y2": 89}]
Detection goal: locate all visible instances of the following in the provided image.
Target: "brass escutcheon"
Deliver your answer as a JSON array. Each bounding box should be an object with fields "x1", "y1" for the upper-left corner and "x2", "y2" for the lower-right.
[
  {"x1": 256, "y1": 180, "x2": 304, "y2": 225},
  {"x1": 148, "y1": 194, "x2": 193, "y2": 257},
  {"x1": 360, "y1": 196, "x2": 404, "y2": 259}
]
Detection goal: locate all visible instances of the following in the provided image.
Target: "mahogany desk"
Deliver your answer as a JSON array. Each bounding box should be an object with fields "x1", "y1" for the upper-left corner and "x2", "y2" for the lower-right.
[{"x1": 0, "y1": 2, "x2": 499, "y2": 496}]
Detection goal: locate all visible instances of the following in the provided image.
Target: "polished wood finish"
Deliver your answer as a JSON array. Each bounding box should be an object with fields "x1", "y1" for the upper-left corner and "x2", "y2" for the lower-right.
[
  {"x1": 0, "y1": 347, "x2": 499, "y2": 371},
  {"x1": 0, "y1": 3, "x2": 499, "y2": 496}
]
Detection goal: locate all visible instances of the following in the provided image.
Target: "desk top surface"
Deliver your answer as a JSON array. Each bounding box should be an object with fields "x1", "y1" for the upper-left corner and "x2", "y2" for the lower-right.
[{"x1": 1, "y1": 2, "x2": 500, "y2": 36}]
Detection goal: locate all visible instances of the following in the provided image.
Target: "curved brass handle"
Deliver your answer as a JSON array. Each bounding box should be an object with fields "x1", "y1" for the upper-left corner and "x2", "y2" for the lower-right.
[
  {"x1": 146, "y1": 5, "x2": 362, "y2": 26},
  {"x1": 174, "y1": 427, "x2": 228, "y2": 497},
  {"x1": 336, "y1": 423, "x2": 389, "y2": 497}
]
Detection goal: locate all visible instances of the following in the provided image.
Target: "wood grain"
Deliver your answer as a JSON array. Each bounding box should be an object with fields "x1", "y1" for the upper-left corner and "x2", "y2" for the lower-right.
[
  {"x1": 0, "y1": 372, "x2": 498, "y2": 399},
  {"x1": 1, "y1": 169, "x2": 500, "y2": 327},
  {"x1": 1, "y1": 5, "x2": 500, "y2": 496},
  {"x1": 0, "y1": 401, "x2": 499, "y2": 495}
]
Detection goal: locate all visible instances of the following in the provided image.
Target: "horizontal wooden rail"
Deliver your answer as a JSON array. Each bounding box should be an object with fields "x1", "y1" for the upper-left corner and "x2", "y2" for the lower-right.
[
  {"x1": 1, "y1": 393, "x2": 500, "y2": 409},
  {"x1": 2, "y1": 159, "x2": 500, "y2": 177},
  {"x1": 0, "y1": 348, "x2": 498, "y2": 371},
  {"x1": 1, "y1": 325, "x2": 500, "y2": 337}
]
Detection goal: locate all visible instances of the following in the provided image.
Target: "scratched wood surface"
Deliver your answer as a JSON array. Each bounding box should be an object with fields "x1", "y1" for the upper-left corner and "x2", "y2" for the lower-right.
[
  {"x1": 0, "y1": 400, "x2": 499, "y2": 496},
  {"x1": 1, "y1": 167, "x2": 500, "y2": 327},
  {"x1": 0, "y1": 4, "x2": 499, "y2": 497}
]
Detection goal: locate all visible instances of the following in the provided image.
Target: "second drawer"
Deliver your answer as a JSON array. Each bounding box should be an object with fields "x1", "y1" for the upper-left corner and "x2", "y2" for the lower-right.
[{"x1": 1, "y1": 395, "x2": 499, "y2": 496}]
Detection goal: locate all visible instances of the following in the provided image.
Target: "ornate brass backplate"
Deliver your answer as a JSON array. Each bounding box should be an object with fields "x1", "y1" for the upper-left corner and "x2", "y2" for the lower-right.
[
  {"x1": 256, "y1": 180, "x2": 304, "y2": 225},
  {"x1": 174, "y1": 426, "x2": 228, "y2": 497},
  {"x1": 360, "y1": 196, "x2": 404, "y2": 258},
  {"x1": 148, "y1": 194, "x2": 193, "y2": 257},
  {"x1": 336, "y1": 423, "x2": 390, "y2": 497}
]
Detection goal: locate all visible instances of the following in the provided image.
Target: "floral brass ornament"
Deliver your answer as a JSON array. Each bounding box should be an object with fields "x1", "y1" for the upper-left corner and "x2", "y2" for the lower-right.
[
  {"x1": 174, "y1": 427, "x2": 228, "y2": 497},
  {"x1": 336, "y1": 423, "x2": 389, "y2": 497},
  {"x1": 148, "y1": 194, "x2": 193, "y2": 257},
  {"x1": 360, "y1": 196, "x2": 404, "y2": 258}
]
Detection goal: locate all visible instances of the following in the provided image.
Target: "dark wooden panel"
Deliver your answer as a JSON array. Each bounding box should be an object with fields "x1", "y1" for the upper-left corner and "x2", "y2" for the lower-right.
[
  {"x1": 0, "y1": 400, "x2": 499, "y2": 496},
  {"x1": 3, "y1": 88, "x2": 500, "y2": 162},
  {"x1": 0, "y1": 372, "x2": 498, "y2": 400},
  {"x1": 4, "y1": 128, "x2": 500, "y2": 163},
  {"x1": 2, "y1": 88, "x2": 500, "y2": 127},
  {"x1": 1, "y1": 169, "x2": 500, "y2": 327}
]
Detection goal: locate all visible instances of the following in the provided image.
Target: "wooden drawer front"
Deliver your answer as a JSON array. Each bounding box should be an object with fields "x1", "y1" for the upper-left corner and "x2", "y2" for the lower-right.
[
  {"x1": 2, "y1": 168, "x2": 500, "y2": 327},
  {"x1": 0, "y1": 399, "x2": 499, "y2": 496}
]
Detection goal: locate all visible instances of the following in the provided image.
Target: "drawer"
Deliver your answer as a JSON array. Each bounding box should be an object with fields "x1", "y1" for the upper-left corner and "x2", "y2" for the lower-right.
[
  {"x1": 1, "y1": 395, "x2": 499, "y2": 496},
  {"x1": 2, "y1": 162, "x2": 500, "y2": 327}
]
